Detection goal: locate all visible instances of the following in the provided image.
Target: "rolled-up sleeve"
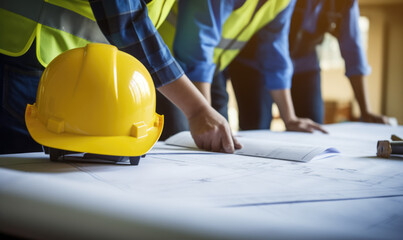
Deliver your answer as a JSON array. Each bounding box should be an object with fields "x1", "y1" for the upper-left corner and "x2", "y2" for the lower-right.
[
  {"x1": 89, "y1": 0, "x2": 184, "y2": 88},
  {"x1": 173, "y1": 0, "x2": 235, "y2": 83},
  {"x1": 338, "y1": 0, "x2": 371, "y2": 77},
  {"x1": 238, "y1": 0, "x2": 296, "y2": 90}
]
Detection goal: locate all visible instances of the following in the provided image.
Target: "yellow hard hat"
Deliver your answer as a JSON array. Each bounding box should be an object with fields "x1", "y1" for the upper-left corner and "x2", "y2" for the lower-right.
[{"x1": 25, "y1": 43, "x2": 164, "y2": 157}]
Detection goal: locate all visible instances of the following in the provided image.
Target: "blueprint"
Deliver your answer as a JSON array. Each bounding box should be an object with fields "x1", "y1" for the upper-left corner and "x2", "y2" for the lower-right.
[
  {"x1": 165, "y1": 131, "x2": 339, "y2": 162},
  {"x1": 1, "y1": 122, "x2": 403, "y2": 239}
]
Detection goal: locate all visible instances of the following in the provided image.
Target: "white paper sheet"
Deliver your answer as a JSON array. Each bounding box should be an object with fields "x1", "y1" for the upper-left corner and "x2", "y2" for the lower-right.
[
  {"x1": 165, "y1": 131, "x2": 339, "y2": 162},
  {"x1": 5, "y1": 167, "x2": 399, "y2": 240},
  {"x1": 1, "y1": 123, "x2": 403, "y2": 239}
]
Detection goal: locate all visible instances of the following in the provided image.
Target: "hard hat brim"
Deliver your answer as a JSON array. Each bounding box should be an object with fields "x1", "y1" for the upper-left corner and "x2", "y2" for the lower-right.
[{"x1": 25, "y1": 105, "x2": 164, "y2": 157}]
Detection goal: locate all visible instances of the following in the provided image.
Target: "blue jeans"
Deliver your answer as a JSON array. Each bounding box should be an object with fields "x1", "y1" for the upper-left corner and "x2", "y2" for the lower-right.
[
  {"x1": 224, "y1": 63, "x2": 323, "y2": 130},
  {"x1": 0, "y1": 59, "x2": 44, "y2": 153},
  {"x1": 291, "y1": 70, "x2": 324, "y2": 124},
  {"x1": 211, "y1": 71, "x2": 229, "y2": 120},
  {"x1": 227, "y1": 61, "x2": 273, "y2": 130}
]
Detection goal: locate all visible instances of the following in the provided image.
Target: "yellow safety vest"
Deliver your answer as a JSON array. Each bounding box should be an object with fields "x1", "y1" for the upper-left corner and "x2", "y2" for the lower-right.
[
  {"x1": 0, "y1": 0, "x2": 174, "y2": 67},
  {"x1": 158, "y1": 0, "x2": 290, "y2": 73}
]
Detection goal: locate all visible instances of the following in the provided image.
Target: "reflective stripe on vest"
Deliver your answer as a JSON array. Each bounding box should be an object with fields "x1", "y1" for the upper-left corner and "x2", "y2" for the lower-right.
[
  {"x1": 158, "y1": 3, "x2": 178, "y2": 54},
  {"x1": 0, "y1": 0, "x2": 174, "y2": 67},
  {"x1": 158, "y1": 0, "x2": 290, "y2": 74},
  {"x1": 216, "y1": 0, "x2": 290, "y2": 72},
  {"x1": 148, "y1": 0, "x2": 175, "y2": 29}
]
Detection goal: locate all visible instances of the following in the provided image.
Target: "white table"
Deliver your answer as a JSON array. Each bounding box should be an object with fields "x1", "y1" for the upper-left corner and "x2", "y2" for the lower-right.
[{"x1": 1, "y1": 122, "x2": 403, "y2": 239}]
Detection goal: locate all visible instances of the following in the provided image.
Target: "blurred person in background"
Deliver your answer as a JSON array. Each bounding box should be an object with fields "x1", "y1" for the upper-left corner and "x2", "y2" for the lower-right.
[{"x1": 228, "y1": 0, "x2": 390, "y2": 131}]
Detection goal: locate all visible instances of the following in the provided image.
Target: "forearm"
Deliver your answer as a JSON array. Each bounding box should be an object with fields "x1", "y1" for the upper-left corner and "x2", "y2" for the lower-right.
[
  {"x1": 349, "y1": 75, "x2": 389, "y2": 124},
  {"x1": 349, "y1": 75, "x2": 371, "y2": 115},
  {"x1": 269, "y1": 89, "x2": 327, "y2": 133},
  {"x1": 193, "y1": 82, "x2": 212, "y2": 104},
  {"x1": 158, "y1": 75, "x2": 210, "y2": 119},
  {"x1": 269, "y1": 89, "x2": 297, "y2": 123},
  {"x1": 158, "y1": 75, "x2": 241, "y2": 153}
]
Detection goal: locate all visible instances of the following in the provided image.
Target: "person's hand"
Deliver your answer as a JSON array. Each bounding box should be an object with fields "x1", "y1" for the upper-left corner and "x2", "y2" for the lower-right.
[
  {"x1": 158, "y1": 74, "x2": 241, "y2": 153},
  {"x1": 269, "y1": 89, "x2": 327, "y2": 134},
  {"x1": 349, "y1": 75, "x2": 391, "y2": 125},
  {"x1": 361, "y1": 112, "x2": 389, "y2": 124},
  {"x1": 188, "y1": 105, "x2": 242, "y2": 153},
  {"x1": 284, "y1": 117, "x2": 328, "y2": 133}
]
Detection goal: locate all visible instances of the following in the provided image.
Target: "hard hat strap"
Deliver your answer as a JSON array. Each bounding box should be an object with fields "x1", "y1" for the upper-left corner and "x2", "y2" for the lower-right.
[{"x1": 43, "y1": 146, "x2": 144, "y2": 165}]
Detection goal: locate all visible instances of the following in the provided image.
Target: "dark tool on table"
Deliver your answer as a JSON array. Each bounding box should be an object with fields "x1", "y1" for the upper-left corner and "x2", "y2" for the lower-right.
[{"x1": 377, "y1": 135, "x2": 403, "y2": 158}]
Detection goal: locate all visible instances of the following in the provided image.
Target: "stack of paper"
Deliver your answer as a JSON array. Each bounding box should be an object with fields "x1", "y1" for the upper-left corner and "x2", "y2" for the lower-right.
[{"x1": 165, "y1": 131, "x2": 339, "y2": 162}]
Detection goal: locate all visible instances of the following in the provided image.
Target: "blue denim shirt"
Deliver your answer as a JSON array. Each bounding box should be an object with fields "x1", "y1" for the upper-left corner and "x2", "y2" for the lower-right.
[
  {"x1": 292, "y1": 0, "x2": 371, "y2": 77},
  {"x1": 89, "y1": 0, "x2": 184, "y2": 88},
  {"x1": 173, "y1": 0, "x2": 295, "y2": 90}
]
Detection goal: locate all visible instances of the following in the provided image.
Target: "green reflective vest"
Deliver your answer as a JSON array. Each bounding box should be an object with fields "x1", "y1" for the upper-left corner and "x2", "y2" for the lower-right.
[
  {"x1": 158, "y1": 0, "x2": 290, "y2": 73},
  {"x1": 0, "y1": 0, "x2": 174, "y2": 67}
]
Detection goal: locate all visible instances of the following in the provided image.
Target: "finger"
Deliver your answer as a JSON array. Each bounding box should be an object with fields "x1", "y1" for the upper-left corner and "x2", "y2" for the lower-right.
[
  {"x1": 378, "y1": 117, "x2": 387, "y2": 124},
  {"x1": 198, "y1": 136, "x2": 210, "y2": 151},
  {"x1": 312, "y1": 123, "x2": 328, "y2": 134},
  {"x1": 232, "y1": 135, "x2": 242, "y2": 150},
  {"x1": 302, "y1": 126, "x2": 314, "y2": 133},
  {"x1": 297, "y1": 121, "x2": 313, "y2": 133},
  {"x1": 305, "y1": 120, "x2": 327, "y2": 134},
  {"x1": 221, "y1": 126, "x2": 235, "y2": 153},
  {"x1": 194, "y1": 137, "x2": 203, "y2": 150},
  {"x1": 203, "y1": 138, "x2": 212, "y2": 151},
  {"x1": 211, "y1": 132, "x2": 222, "y2": 152}
]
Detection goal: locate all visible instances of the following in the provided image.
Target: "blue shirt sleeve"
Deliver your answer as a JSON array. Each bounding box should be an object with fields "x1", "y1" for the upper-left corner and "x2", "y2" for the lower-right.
[
  {"x1": 89, "y1": 0, "x2": 184, "y2": 88},
  {"x1": 173, "y1": 0, "x2": 240, "y2": 83},
  {"x1": 247, "y1": 0, "x2": 296, "y2": 90},
  {"x1": 337, "y1": 0, "x2": 371, "y2": 77}
]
